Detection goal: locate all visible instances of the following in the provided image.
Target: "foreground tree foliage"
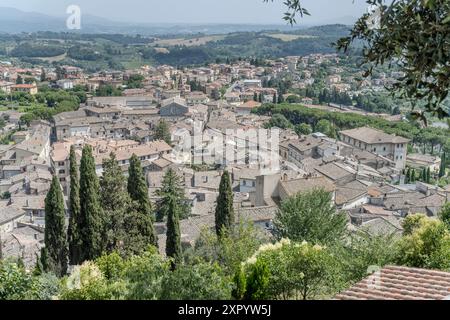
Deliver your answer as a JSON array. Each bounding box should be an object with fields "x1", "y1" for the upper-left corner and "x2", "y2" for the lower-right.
[
  {"x1": 239, "y1": 239, "x2": 339, "y2": 300},
  {"x1": 440, "y1": 203, "x2": 450, "y2": 231},
  {"x1": 58, "y1": 248, "x2": 234, "y2": 300},
  {"x1": 332, "y1": 231, "x2": 399, "y2": 285},
  {"x1": 0, "y1": 261, "x2": 59, "y2": 300},
  {"x1": 192, "y1": 221, "x2": 269, "y2": 275},
  {"x1": 160, "y1": 262, "x2": 233, "y2": 300},
  {"x1": 396, "y1": 214, "x2": 450, "y2": 270},
  {"x1": 274, "y1": 188, "x2": 348, "y2": 245},
  {"x1": 2, "y1": 205, "x2": 450, "y2": 300}
]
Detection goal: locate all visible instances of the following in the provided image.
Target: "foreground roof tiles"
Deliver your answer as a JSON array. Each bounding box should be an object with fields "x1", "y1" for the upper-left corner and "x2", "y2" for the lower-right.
[{"x1": 335, "y1": 266, "x2": 450, "y2": 300}]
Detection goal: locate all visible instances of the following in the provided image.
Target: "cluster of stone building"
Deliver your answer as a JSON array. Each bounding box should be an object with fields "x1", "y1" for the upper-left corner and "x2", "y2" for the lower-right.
[{"x1": 1, "y1": 55, "x2": 448, "y2": 268}]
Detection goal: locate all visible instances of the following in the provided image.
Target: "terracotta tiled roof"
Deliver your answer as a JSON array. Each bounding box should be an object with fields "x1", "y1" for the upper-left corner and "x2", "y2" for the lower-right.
[
  {"x1": 280, "y1": 176, "x2": 336, "y2": 197},
  {"x1": 340, "y1": 127, "x2": 410, "y2": 144},
  {"x1": 238, "y1": 101, "x2": 262, "y2": 109},
  {"x1": 335, "y1": 266, "x2": 450, "y2": 300}
]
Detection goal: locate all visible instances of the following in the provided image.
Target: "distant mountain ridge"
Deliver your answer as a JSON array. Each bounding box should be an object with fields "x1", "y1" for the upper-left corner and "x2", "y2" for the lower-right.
[{"x1": 0, "y1": 6, "x2": 351, "y2": 35}]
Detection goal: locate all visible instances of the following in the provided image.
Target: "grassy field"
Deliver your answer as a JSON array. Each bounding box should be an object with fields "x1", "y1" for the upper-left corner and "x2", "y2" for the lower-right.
[
  {"x1": 36, "y1": 53, "x2": 67, "y2": 63},
  {"x1": 154, "y1": 47, "x2": 170, "y2": 54},
  {"x1": 152, "y1": 35, "x2": 226, "y2": 47},
  {"x1": 264, "y1": 33, "x2": 317, "y2": 41}
]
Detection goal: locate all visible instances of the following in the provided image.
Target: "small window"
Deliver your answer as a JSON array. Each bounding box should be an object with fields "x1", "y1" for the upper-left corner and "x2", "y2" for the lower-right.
[{"x1": 58, "y1": 169, "x2": 65, "y2": 174}]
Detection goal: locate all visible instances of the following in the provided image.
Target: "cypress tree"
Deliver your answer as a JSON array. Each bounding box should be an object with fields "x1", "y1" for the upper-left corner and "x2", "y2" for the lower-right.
[
  {"x1": 165, "y1": 195, "x2": 182, "y2": 269},
  {"x1": 215, "y1": 170, "x2": 234, "y2": 237},
  {"x1": 253, "y1": 92, "x2": 258, "y2": 102},
  {"x1": 278, "y1": 94, "x2": 284, "y2": 104},
  {"x1": 411, "y1": 168, "x2": 416, "y2": 182},
  {"x1": 67, "y1": 146, "x2": 82, "y2": 265},
  {"x1": 154, "y1": 120, "x2": 171, "y2": 145},
  {"x1": 426, "y1": 167, "x2": 431, "y2": 184},
  {"x1": 155, "y1": 168, "x2": 188, "y2": 222},
  {"x1": 128, "y1": 154, "x2": 153, "y2": 217},
  {"x1": 405, "y1": 168, "x2": 411, "y2": 184},
  {"x1": 79, "y1": 145, "x2": 105, "y2": 262},
  {"x1": 273, "y1": 94, "x2": 277, "y2": 104},
  {"x1": 127, "y1": 154, "x2": 157, "y2": 247},
  {"x1": 439, "y1": 152, "x2": 447, "y2": 177},
  {"x1": 40, "y1": 68, "x2": 46, "y2": 82},
  {"x1": 42, "y1": 176, "x2": 68, "y2": 277},
  {"x1": 100, "y1": 153, "x2": 128, "y2": 253},
  {"x1": 122, "y1": 201, "x2": 157, "y2": 256}
]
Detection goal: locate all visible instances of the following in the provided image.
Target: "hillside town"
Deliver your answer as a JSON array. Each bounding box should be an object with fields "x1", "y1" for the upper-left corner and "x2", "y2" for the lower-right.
[
  {"x1": 1, "y1": 0, "x2": 450, "y2": 304},
  {"x1": 1, "y1": 53, "x2": 449, "y2": 269}
]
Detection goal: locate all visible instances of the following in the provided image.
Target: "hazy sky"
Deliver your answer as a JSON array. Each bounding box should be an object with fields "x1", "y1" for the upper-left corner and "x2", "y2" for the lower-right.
[{"x1": 0, "y1": 0, "x2": 369, "y2": 24}]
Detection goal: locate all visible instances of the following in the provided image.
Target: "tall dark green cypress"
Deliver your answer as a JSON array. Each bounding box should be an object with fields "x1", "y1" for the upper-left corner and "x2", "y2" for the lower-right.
[
  {"x1": 42, "y1": 176, "x2": 68, "y2": 277},
  {"x1": 128, "y1": 154, "x2": 153, "y2": 217},
  {"x1": 439, "y1": 152, "x2": 447, "y2": 178},
  {"x1": 165, "y1": 195, "x2": 182, "y2": 269},
  {"x1": 278, "y1": 94, "x2": 284, "y2": 104},
  {"x1": 100, "y1": 153, "x2": 128, "y2": 253},
  {"x1": 155, "y1": 168, "x2": 187, "y2": 222},
  {"x1": 215, "y1": 170, "x2": 234, "y2": 237},
  {"x1": 405, "y1": 167, "x2": 411, "y2": 184},
  {"x1": 67, "y1": 146, "x2": 82, "y2": 265},
  {"x1": 127, "y1": 154, "x2": 157, "y2": 247},
  {"x1": 426, "y1": 167, "x2": 431, "y2": 184},
  {"x1": 79, "y1": 145, "x2": 105, "y2": 262},
  {"x1": 420, "y1": 168, "x2": 426, "y2": 182}
]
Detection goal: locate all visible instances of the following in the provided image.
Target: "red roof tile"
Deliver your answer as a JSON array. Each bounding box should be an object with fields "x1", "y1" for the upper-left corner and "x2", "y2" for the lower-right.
[{"x1": 335, "y1": 266, "x2": 450, "y2": 300}]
